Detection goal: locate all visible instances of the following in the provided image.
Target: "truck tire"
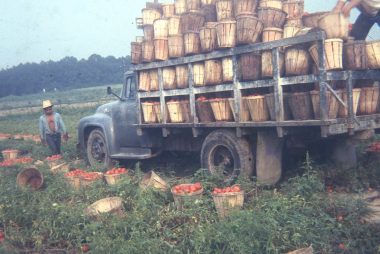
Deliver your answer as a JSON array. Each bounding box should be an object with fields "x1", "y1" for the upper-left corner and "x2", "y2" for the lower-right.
[
  {"x1": 201, "y1": 129, "x2": 254, "y2": 181},
  {"x1": 86, "y1": 129, "x2": 113, "y2": 169}
]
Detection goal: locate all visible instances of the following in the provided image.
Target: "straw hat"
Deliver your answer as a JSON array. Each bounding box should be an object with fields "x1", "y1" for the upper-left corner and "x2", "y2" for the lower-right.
[{"x1": 42, "y1": 100, "x2": 53, "y2": 109}]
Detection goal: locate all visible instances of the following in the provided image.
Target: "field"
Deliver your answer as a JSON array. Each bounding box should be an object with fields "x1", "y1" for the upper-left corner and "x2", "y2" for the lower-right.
[{"x1": 0, "y1": 86, "x2": 380, "y2": 253}]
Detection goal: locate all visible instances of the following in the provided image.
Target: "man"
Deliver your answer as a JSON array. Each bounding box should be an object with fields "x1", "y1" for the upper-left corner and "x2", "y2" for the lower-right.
[
  {"x1": 333, "y1": 0, "x2": 380, "y2": 40},
  {"x1": 39, "y1": 100, "x2": 69, "y2": 155}
]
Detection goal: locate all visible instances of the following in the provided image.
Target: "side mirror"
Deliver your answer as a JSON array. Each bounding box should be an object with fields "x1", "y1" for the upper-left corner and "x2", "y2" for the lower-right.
[{"x1": 107, "y1": 86, "x2": 112, "y2": 95}]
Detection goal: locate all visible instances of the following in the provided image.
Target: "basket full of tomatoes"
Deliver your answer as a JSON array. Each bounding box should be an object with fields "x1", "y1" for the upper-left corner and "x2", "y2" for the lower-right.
[
  {"x1": 64, "y1": 169, "x2": 103, "y2": 189},
  {"x1": 212, "y1": 185, "x2": 244, "y2": 218},
  {"x1": 171, "y1": 183, "x2": 203, "y2": 210},
  {"x1": 45, "y1": 154, "x2": 63, "y2": 168},
  {"x1": 104, "y1": 168, "x2": 128, "y2": 185}
]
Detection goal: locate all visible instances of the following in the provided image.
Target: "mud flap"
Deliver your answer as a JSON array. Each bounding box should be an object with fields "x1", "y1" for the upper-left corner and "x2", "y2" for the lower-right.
[{"x1": 256, "y1": 130, "x2": 284, "y2": 185}]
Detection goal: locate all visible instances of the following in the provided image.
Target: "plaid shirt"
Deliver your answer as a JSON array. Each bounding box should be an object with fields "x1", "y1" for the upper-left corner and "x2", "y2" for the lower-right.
[{"x1": 39, "y1": 112, "x2": 67, "y2": 139}]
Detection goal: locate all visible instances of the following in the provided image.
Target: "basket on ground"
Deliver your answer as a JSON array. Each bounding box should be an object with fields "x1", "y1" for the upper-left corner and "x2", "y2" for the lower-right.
[
  {"x1": 212, "y1": 186, "x2": 244, "y2": 218},
  {"x1": 210, "y1": 98, "x2": 234, "y2": 121},
  {"x1": 171, "y1": 184, "x2": 203, "y2": 210},
  {"x1": 2, "y1": 149, "x2": 19, "y2": 160},
  {"x1": 310, "y1": 90, "x2": 341, "y2": 119},
  {"x1": 16, "y1": 168, "x2": 44, "y2": 191},
  {"x1": 357, "y1": 87, "x2": 379, "y2": 115},
  {"x1": 85, "y1": 197, "x2": 124, "y2": 217},
  {"x1": 140, "y1": 171, "x2": 169, "y2": 191},
  {"x1": 104, "y1": 168, "x2": 128, "y2": 185}
]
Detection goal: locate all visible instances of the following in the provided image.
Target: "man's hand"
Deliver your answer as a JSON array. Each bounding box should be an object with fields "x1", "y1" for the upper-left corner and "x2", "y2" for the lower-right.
[
  {"x1": 63, "y1": 133, "x2": 69, "y2": 142},
  {"x1": 332, "y1": 0, "x2": 346, "y2": 13},
  {"x1": 41, "y1": 139, "x2": 47, "y2": 146}
]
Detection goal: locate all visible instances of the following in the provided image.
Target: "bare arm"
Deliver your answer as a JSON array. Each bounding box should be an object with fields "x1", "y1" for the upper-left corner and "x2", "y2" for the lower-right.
[
  {"x1": 342, "y1": 0, "x2": 363, "y2": 17},
  {"x1": 333, "y1": 0, "x2": 347, "y2": 12}
]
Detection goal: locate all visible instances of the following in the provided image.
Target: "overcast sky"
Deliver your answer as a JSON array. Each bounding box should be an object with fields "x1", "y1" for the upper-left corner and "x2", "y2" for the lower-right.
[{"x1": 0, "y1": 0, "x2": 376, "y2": 70}]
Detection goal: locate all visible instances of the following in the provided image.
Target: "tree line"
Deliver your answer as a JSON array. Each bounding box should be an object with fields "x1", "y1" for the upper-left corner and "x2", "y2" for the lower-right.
[{"x1": 0, "y1": 54, "x2": 131, "y2": 98}]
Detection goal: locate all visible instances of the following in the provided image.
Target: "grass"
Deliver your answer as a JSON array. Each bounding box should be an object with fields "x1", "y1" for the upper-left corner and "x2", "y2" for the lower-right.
[
  {"x1": 0, "y1": 93, "x2": 380, "y2": 253},
  {"x1": 0, "y1": 84, "x2": 122, "y2": 110}
]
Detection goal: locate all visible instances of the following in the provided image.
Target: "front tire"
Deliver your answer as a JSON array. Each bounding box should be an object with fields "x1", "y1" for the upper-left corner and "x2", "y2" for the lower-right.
[
  {"x1": 86, "y1": 129, "x2": 113, "y2": 169},
  {"x1": 201, "y1": 129, "x2": 254, "y2": 181}
]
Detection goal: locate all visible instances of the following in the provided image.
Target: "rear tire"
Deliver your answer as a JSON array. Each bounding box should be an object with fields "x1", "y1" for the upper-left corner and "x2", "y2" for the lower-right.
[
  {"x1": 86, "y1": 129, "x2": 113, "y2": 169},
  {"x1": 200, "y1": 129, "x2": 254, "y2": 181}
]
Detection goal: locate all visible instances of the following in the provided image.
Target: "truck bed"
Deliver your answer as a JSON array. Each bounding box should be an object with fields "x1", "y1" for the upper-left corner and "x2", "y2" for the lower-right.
[{"x1": 132, "y1": 31, "x2": 380, "y2": 138}]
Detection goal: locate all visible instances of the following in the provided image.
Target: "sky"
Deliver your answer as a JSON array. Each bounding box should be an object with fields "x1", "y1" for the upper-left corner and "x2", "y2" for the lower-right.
[{"x1": 0, "y1": 0, "x2": 377, "y2": 70}]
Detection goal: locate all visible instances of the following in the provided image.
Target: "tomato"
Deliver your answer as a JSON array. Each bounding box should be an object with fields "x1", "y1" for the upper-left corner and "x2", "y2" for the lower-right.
[
  {"x1": 190, "y1": 185, "x2": 197, "y2": 193},
  {"x1": 225, "y1": 187, "x2": 231, "y2": 193},
  {"x1": 338, "y1": 243, "x2": 346, "y2": 250},
  {"x1": 0, "y1": 231, "x2": 4, "y2": 238},
  {"x1": 232, "y1": 186, "x2": 241, "y2": 192},
  {"x1": 82, "y1": 244, "x2": 90, "y2": 253},
  {"x1": 336, "y1": 215, "x2": 344, "y2": 222},
  {"x1": 327, "y1": 186, "x2": 333, "y2": 193}
]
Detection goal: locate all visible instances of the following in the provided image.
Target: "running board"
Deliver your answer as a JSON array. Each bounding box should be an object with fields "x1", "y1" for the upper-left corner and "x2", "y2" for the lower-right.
[{"x1": 110, "y1": 147, "x2": 161, "y2": 160}]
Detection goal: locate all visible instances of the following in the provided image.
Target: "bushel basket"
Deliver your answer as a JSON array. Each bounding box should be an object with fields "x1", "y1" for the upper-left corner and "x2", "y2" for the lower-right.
[
  {"x1": 172, "y1": 184, "x2": 203, "y2": 210},
  {"x1": 210, "y1": 98, "x2": 234, "y2": 121},
  {"x1": 212, "y1": 187, "x2": 244, "y2": 218}
]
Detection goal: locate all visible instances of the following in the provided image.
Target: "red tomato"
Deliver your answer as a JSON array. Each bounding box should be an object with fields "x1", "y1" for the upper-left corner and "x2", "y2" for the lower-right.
[
  {"x1": 232, "y1": 186, "x2": 241, "y2": 192},
  {"x1": 225, "y1": 187, "x2": 231, "y2": 193},
  {"x1": 338, "y1": 243, "x2": 346, "y2": 250},
  {"x1": 337, "y1": 215, "x2": 344, "y2": 222},
  {"x1": 0, "y1": 231, "x2": 4, "y2": 238},
  {"x1": 82, "y1": 244, "x2": 90, "y2": 252},
  {"x1": 190, "y1": 185, "x2": 197, "y2": 193}
]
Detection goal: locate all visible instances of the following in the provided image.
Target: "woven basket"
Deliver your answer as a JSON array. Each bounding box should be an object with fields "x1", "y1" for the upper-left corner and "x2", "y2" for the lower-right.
[
  {"x1": 228, "y1": 98, "x2": 251, "y2": 122},
  {"x1": 216, "y1": 20, "x2": 237, "y2": 48},
  {"x1": 310, "y1": 90, "x2": 341, "y2": 119},
  {"x1": 265, "y1": 93, "x2": 293, "y2": 120},
  {"x1": 318, "y1": 13, "x2": 349, "y2": 40},
  {"x1": 344, "y1": 40, "x2": 367, "y2": 70},
  {"x1": 289, "y1": 92, "x2": 314, "y2": 120},
  {"x1": 338, "y1": 88, "x2": 361, "y2": 118},
  {"x1": 162, "y1": 4, "x2": 176, "y2": 18},
  {"x1": 140, "y1": 171, "x2": 169, "y2": 191},
  {"x1": 366, "y1": 40, "x2": 380, "y2": 69},
  {"x1": 142, "y1": 8, "x2": 162, "y2": 25},
  {"x1": 285, "y1": 48, "x2": 310, "y2": 76},
  {"x1": 202, "y1": 4, "x2": 218, "y2": 22},
  {"x1": 259, "y1": 0, "x2": 283, "y2": 10},
  {"x1": 176, "y1": 65, "x2": 189, "y2": 88},
  {"x1": 261, "y1": 50, "x2": 285, "y2": 77},
  {"x1": 212, "y1": 188, "x2": 244, "y2": 218},
  {"x1": 131, "y1": 42, "x2": 142, "y2": 65},
  {"x1": 85, "y1": 197, "x2": 124, "y2": 217},
  {"x1": 257, "y1": 7, "x2": 287, "y2": 28},
  {"x1": 196, "y1": 100, "x2": 215, "y2": 122},
  {"x1": 171, "y1": 184, "x2": 203, "y2": 210},
  {"x1": 358, "y1": 87, "x2": 379, "y2": 115},
  {"x1": 216, "y1": 0, "x2": 234, "y2": 21},
  {"x1": 283, "y1": 0, "x2": 304, "y2": 18},
  {"x1": 50, "y1": 163, "x2": 69, "y2": 175},
  {"x1": 302, "y1": 11, "x2": 328, "y2": 28},
  {"x1": 180, "y1": 11, "x2": 205, "y2": 33},
  {"x1": 200, "y1": 25, "x2": 218, "y2": 53},
  {"x1": 245, "y1": 95, "x2": 270, "y2": 122},
  {"x1": 80, "y1": 173, "x2": 104, "y2": 188},
  {"x1": 238, "y1": 53, "x2": 261, "y2": 81},
  {"x1": 193, "y1": 62, "x2": 205, "y2": 86},
  {"x1": 287, "y1": 246, "x2": 313, "y2": 254},
  {"x1": 234, "y1": 0, "x2": 258, "y2": 16},
  {"x1": 309, "y1": 39, "x2": 343, "y2": 71},
  {"x1": 16, "y1": 168, "x2": 44, "y2": 191},
  {"x1": 204, "y1": 60, "x2": 223, "y2": 85},
  {"x1": 104, "y1": 172, "x2": 128, "y2": 185},
  {"x1": 236, "y1": 15, "x2": 263, "y2": 45},
  {"x1": 2, "y1": 149, "x2": 19, "y2": 160},
  {"x1": 210, "y1": 99, "x2": 234, "y2": 121},
  {"x1": 262, "y1": 27, "x2": 283, "y2": 42},
  {"x1": 142, "y1": 102, "x2": 158, "y2": 123},
  {"x1": 167, "y1": 100, "x2": 191, "y2": 123}
]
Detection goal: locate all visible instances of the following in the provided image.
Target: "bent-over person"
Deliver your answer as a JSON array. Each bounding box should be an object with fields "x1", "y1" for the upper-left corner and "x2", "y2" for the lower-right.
[{"x1": 39, "y1": 100, "x2": 69, "y2": 155}]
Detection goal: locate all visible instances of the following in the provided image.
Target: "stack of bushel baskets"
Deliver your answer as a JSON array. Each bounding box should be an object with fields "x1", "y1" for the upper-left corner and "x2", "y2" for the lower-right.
[{"x1": 131, "y1": 0, "x2": 380, "y2": 124}]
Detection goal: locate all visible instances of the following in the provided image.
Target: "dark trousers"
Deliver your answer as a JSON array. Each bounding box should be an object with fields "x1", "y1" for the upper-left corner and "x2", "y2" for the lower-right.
[
  {"x1": 46, "y1": 133, "x2": 61, "y2": 155},
  {"x1": 351, "y1": 11, "x2": 380, "y2": 40}
]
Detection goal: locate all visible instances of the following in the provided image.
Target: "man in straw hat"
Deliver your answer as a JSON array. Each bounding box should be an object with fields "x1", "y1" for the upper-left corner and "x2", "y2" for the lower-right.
[
  {"x1": 39, "y1": 100, "x2": 69, "y2": 155},
  {"x1": 333, "y1": 0, "x2": 380, "y2": 39}
]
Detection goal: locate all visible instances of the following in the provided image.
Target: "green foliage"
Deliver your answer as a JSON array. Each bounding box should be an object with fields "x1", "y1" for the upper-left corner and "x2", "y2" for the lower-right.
[{"x1": 0, "y1": 55, "x2": 129, "y2": 98}]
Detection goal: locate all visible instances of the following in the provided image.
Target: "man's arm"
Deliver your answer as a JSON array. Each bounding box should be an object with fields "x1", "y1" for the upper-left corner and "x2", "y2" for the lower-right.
[
  {"x1": 341, "y1": 0, "x2": 363, "y2": 17},
  {"x1": 57, "y1": 113, "x2": 69, "y2": 141},
  {"x1": 333, "y1": 0, "x2": 347, "y2": 13}
]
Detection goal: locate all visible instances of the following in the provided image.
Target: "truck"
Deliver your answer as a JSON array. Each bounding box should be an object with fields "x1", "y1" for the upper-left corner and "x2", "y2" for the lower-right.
[{"x1": 77, "y1": 31, "x2": 380, "y2": 185}]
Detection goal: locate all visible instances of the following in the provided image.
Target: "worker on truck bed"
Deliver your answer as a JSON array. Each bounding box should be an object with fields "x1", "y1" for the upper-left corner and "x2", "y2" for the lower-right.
[
  {"x1": 39, "y1": 100, "x2": 69, "y2": 155},
  {"x1": 333, "y1": 0, "x2": 380, "y2": 39}
]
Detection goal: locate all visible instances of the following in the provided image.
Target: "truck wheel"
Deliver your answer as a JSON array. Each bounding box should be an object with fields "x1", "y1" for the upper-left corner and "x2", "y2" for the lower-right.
[
  {"x1": 86, "y1": 129, "x2": 113, "y2": 169},
  {"x1": 201, "y1": 130, "x2": 254, "y2": 181}
]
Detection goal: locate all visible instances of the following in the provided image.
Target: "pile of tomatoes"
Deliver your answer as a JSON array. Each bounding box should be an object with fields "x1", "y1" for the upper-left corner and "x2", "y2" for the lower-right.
[
  {"x1": 105, "y1": 168, "x2": 128, "y2": 175},
  {"x1": 65, "y1": 169, "x2": 102, "y2": 181},
  {"x1": 212, "y1": 185, "x2": 241, "y2": 195},
  {"x1": 0, "y1": 230, "x2": 4, "y2": 243},
  {"x1": 0, "y1": 157, "x2": 33, "y2": 167},
  {"x1": 367, "y1": 142, "x2": 380, "y2": 152},
  {"x1": 172, "y1": 182, "x2": 202, "y2": 195},
  {"x1": 196, "y1": 96, "x2": 208, "y2": 102},
  {"x1": 46, "y1": 154, "x2": 63, "y2": 161},
  {"x1": 2, "y1": 149, "x2": 18, "y2": 154}
]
